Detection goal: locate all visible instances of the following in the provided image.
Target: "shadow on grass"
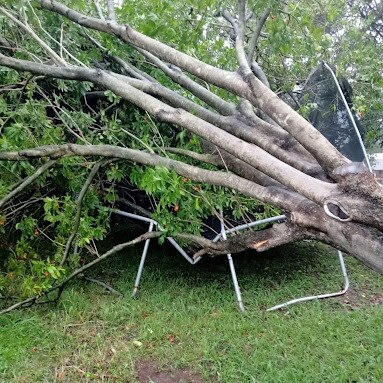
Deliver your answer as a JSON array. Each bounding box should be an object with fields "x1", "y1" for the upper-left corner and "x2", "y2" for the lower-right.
[{"x1": 90, "y1": 229, "x2": 352, "y2": 311}]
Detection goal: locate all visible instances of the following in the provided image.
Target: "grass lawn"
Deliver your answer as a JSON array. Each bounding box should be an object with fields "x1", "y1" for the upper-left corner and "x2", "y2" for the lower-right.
[{"x1": 1, "y1": 240, "x2": 383, "y2": 382}]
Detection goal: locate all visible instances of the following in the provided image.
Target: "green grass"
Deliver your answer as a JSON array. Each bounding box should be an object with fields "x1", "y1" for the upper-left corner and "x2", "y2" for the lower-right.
[{"x1": 1, "y1": 241, "x2": 383, "y2": 382}]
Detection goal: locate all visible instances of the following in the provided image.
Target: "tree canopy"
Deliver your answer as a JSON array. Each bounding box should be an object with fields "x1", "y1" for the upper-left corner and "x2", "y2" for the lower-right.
[{"x1": 0, "y1": 0, "x2": 382, "y2": 311}]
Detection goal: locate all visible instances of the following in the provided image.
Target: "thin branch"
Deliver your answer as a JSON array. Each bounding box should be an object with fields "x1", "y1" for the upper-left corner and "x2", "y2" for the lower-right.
[
  {"x1": 106, "y1": 0, "x2": 116, "y2": 22},
  {"x1": 237, "y1": 1, "x2": 270, "y2": 91},
  {"x1": 135, "y1": 47, "x2": 236, "y2": 115},
  {"x1": 222, "y1": 10, "x2": 269, "y2": 89},
  {"x1": 83, "y1": 276, "x2": 123, "y2": 296},
  {"x1": 0, "y1": 160, "x2": 57, "y2": 209},
  {"x1": 0, "y1": 296, "x2": 37, "y2": 314},
  {"x1": 0, "y1": 231, "x2": 161, "y2": 315},
  {"x1": 83, "y1": 31, "x2": 155, "y2": 82},
  {"x1": 220, "y1": 9, "x2": 238, "y2": 35},
  {"x1": 0, "y1": 85, "x2": 24, "y2": 93},
  {"x1": 93, "y1": 0, "x2": 105, "y2": 20},
  {"x1": 35, "y1": 85, "x2": 91, "y2": 144},
  {"x1": 61, "y1": 159, "x2": 109, "y2": 266},
  {"x1": 4, "y1": 197, "x2": 43, "y2": 216},
  {"x1": 250, "y1": 61, "x2": 270, "y2": 88},
  {"x1": 27, "y1": 2, "x2": 87, "y2": 67},
  {"x1": 162, "y1": 147, "x2": 223, "y2": 166},
  {"x1": 144, "y1": 112, "x2": 167, "y2": 155},
  {"x1": 246, "y1": 6, "x2": 272, "y2": 88},
  {"x1": 119, "y1": 127, "x2": 155, "y2": 153},
  {"x1": 216, "y1": 150, "x2": 283, "y2": 187},
  {"x1": 0, "y1": 74, "x2": 36, "y2": 134},
  {"x1": 247, "y1": 7, "x2": 271, "y2": 63},
  {"x1": 117, "y1": 198, "x2": 152, "y2": 217},
  {"x1": 236, "y1": 0, "x2": 250, "y2": 71},
  {"x1": 0, "y1": 33, "x2": 12, "y2": 50},
  {"x1": 59, "y1": 23, "x2": 64, "y2": 59},
  {"x1": 0, "y1": 6, "x2": 67, "y2": 66}
]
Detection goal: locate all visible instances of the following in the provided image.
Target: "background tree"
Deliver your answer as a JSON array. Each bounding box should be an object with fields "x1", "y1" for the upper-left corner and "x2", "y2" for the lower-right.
[{"x1": 0, "y1": 0, "x2": 382, "y2": 310}]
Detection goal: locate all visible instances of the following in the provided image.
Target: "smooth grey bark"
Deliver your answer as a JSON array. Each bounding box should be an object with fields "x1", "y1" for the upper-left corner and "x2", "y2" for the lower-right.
[
  {"x1": 0, "y1": 54, "x2": 337, "y2": 203},
  {"x1": 37, "y1": 0, "x2": 347, "y2": 172}
]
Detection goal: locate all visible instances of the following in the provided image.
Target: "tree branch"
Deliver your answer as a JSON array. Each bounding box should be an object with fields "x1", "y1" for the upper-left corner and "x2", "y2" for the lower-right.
[
  {"x1": 84, "y1": 31, "x2": 155, "y2": 82},
  {"x1": 135, "y1": 48, "x2": 236, "y2": 115},
  {"x1": 0, "y1": 54, "x2": 336, "y2": 202},
  {"x1": 93, "y1": 0, "x2": 105, "y2": 20},
  {"x1": 162, "y1": 147, "x2": 223, "y2": 167},
  {"x1": 247, "y1": 7, "x2": 271, "y2": 63},
  {"x1": 61, "y1": 159, "x2": 110, "y2": 266},
  {"x1": 0, "y1": 143, "x2": 312, "y2": 212},
  {"x1": 220, "y1": 9, "x2": 238, "y2": 35},
  {"x1": 0, "y1": 6, "x2": 67, "y2": 66},
  {"x1": 236, "y1": 0, "x2": 251, "y2": 71},
  {"x1": 0, "y1": 159, "x2": 57, "y2": 209},
  {"x1": 83, "y1": 276, "x2": 123, "y2": 296},
  {"x1": 36, "y1": 0, "x2": 347, "y2": 171},
  {"x1": 106, "y1": 0, "x2": 116, "y2": 22},
  {"x1": 250, "y1": 61, "x2": 270, "y2": 88}
]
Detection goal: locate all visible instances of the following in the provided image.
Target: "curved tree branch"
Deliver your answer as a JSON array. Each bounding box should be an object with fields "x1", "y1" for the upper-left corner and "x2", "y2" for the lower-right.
[
  {"x1": 0, "y1": 159, "x2": 57, "y2": 209},
  {"x1": 247, "y1": 7, "x2": 271, "y2": 63},
  {"x1": 0, "y1": 143, "x2": 311, "y2": 212},
  {"x1": 0, "y1": 230, "x2": 161, "y2": 315}
]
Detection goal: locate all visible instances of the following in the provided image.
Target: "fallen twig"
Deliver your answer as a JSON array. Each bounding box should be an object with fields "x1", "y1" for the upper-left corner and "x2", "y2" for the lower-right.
[
  {"x1": 0, "y1": 231, "x2": 161, "y2": 315},
  {"x1": 83, "y1": 276, "x2": 123, "y2": 297}
]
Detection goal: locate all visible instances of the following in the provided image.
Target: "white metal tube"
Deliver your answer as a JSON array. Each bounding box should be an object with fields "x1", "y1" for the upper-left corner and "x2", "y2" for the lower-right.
[
  {"x1": 212, "y1": 215, "x2": 286, "y2": 242},
  {"x1": 110, "y1": 209, "x2": 155, "y2": 224},
  {"x1": 266, "y1": 250, "x2": 349, "y2": 311},
  {"x1": 114, "y1": 208, "x2": 354, "y2": 313},
  {"x1": 166, "y1": 237, "x2": 196, "y2": 264},
  {"x1": 132, "y1": 221, "x2": 154, "y2": 297},
  {"x1": 221, "y1": 217, "x2": 245, "y2": 312}
]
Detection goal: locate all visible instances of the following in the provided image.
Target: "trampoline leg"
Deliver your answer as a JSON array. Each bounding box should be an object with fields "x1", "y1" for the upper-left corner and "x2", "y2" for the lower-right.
[
  {"x1": 219, "y1": 212, "x2": 245, "y2": 312},
  {"x1": 266, "y1": 249, "x2": 349, "y2": 311},
  {"x1": 227, "y1": 254, "x2": 245, "y2": 312},
  {"x1": 132, "y1": 221, "x2": 154, "y2": 297}
]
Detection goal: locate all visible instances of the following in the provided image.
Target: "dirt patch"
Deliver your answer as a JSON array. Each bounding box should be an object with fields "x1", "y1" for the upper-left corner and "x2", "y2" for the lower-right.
[
  {"x1": 339, "y1": 287, "x2": 383, "y2": 308},
  {"x1": 135, "y1": 360, "x2": 206, "y2": 383},
  {"x1": 340, "y1": 287, "x2": 366, "y2": 307},
  {"x1": 368, "y1": 292, "x2": 383, "y2": 305}
]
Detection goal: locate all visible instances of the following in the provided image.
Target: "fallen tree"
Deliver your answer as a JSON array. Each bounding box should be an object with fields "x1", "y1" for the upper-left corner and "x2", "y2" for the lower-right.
[{"x1": 0, "y1": 0, "x2": 382, "y2": 306}]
